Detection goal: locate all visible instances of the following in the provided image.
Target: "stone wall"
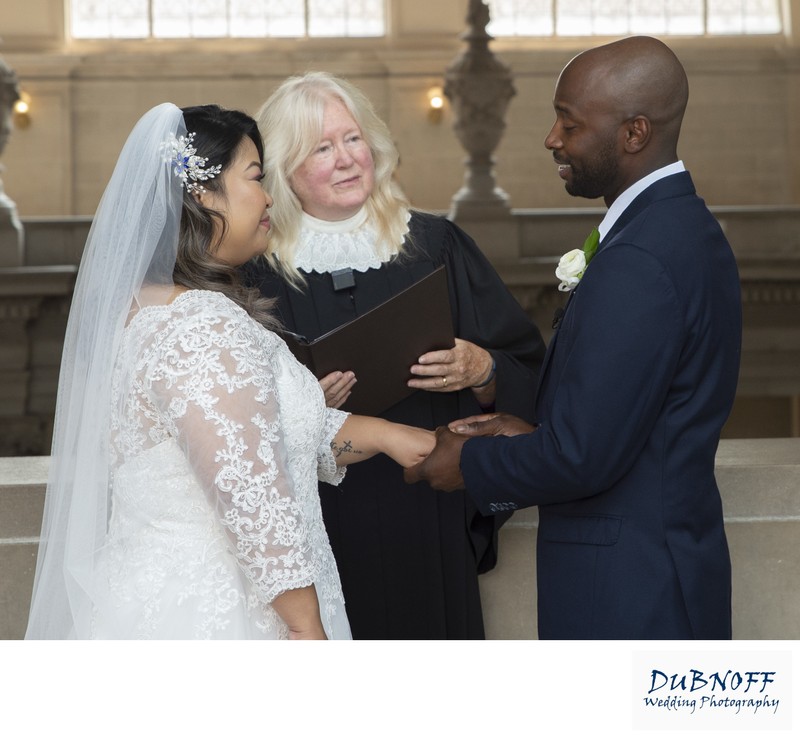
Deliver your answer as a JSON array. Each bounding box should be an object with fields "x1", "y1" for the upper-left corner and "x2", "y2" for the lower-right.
[
  {"x1": 2, "y1": 2, "x2": 800, "y2": 217},
  {"x1": 2, "y1": 438, "x2": 799, "y2": 639}
]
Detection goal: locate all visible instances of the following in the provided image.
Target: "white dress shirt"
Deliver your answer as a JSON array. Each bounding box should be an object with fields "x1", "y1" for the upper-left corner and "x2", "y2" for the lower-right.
[{"x1": 598, "y1": 161, "x2": 686, "y2": 242}]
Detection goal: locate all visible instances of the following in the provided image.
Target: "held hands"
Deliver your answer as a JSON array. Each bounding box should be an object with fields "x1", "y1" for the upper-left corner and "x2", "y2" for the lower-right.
[
  {"x1": 403, "y1": 413, "x2": 536, "y2": 491},
  {"x1": 448, "y1": 412, "x2": 536, "y2": 438},
  {"x1": 381, "y1": 422, "x2": 436, "y2": 469},
  {"x1": 320, "y1": 371, "x2": 357, "y2": 409},
  {"x1": 403, "y1": 426, "x2": 469, "y2": 491},
  {"x1": 408, "y1": 339, "x2": 494, "y2": 393}
]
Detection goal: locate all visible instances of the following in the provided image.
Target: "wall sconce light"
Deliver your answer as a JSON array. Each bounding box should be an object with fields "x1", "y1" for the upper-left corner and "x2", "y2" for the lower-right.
[
  {"x1": 427, "y1": 86, "x2": 444, "y2": 124},
  {"x1": 13, "y1": 91, "x2": 31, "y2": 129}
]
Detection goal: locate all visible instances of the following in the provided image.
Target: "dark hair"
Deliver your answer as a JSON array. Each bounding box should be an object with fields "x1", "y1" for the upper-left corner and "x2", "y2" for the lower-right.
[{"x1": 174, "y1": 104, "x2": 278, "y2": 328}]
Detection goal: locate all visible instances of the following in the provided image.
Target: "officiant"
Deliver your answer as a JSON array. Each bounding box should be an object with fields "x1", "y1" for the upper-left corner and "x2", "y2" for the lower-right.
[{"x1": 243, "y1": 71, "x2": 545, "y2": 640}]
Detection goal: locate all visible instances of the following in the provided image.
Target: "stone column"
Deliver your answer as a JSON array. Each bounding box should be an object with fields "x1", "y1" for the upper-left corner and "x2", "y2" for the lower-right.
[
  {"x1": 444, "y1": 0, "x2": 515, "y2": 230},
  {"x1": 0, "y1": 56, "x2": 23, "y2": 268}
]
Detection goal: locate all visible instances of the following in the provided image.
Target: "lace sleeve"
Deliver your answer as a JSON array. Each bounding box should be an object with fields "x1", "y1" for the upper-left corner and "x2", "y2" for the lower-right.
[
  {"x1": 316, "y1": 407, "x2": 349, "y2": 485},
  {"x1": 145, "y1": 304, "x2": 315, "y2": 605}
]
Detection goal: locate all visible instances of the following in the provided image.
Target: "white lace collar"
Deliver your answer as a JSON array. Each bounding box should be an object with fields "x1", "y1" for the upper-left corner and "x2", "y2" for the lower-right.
[{"x1": 293, "y1": 207, "x2": 409, "y2": 274}]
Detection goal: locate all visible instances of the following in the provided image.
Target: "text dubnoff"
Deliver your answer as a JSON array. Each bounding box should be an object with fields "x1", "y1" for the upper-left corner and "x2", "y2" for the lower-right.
[
  {"x1": 645, "y1": 668, "x2": 779, "y2": 715},
  {"x1": 632, "y1": 651, "x2": 792, "y2": 730}
]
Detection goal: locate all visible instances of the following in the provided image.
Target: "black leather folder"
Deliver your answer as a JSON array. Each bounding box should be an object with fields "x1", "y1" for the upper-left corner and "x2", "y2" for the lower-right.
[{"x1": 281, "y1": 266, "x2": 455, "y2": 416}]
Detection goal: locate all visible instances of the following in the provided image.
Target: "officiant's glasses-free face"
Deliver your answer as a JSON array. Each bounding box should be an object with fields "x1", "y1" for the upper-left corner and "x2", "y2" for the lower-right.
[{"x1": 289, "y1": 98, "x2": 375, "y2": 222}]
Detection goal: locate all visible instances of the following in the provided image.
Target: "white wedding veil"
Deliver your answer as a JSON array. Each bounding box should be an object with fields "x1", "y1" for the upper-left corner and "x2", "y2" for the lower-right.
[{"x1": 26, "y1": 103, "x2": 186, "y2": 638}]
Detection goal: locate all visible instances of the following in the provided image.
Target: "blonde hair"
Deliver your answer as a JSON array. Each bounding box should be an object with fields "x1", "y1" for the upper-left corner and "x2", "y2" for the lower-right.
[{"x1": 255, "y1": 71, "x2": 410, "y2": 286}]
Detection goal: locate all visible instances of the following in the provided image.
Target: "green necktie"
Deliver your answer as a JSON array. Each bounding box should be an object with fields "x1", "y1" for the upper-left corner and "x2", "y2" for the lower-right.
[{"x1": 582, "y1": 227, "x2": 600, "y2": 265}]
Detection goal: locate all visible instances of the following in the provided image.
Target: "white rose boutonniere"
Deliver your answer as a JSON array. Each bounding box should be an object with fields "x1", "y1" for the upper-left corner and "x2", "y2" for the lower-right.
[
  {"x1": 555, "y1": 227, "x2": 600, "y2": 292},
  {"x1": 556, "y1": 249, "x2": 587, "y2": 292}
]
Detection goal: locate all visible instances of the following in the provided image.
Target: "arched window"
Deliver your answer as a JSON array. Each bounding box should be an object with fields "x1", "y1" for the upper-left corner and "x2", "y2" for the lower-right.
[
  {"x1": 70, "y1": 0, "x2": 385, "y2": 39},
  {"x1": 485, "y1": 0, "x2": 783, "y2": 36}
]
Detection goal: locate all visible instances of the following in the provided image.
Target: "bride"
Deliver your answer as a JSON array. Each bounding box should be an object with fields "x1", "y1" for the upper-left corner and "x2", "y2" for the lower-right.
[{"x1": 25, "y1": 103, "x2": 433, "y2": 640}]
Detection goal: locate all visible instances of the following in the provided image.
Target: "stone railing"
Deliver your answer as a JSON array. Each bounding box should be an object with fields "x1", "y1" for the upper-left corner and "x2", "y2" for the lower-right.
[
  {"x1": 0, "y1": 265, "x2": 76, "y2": 455},
  {"x1": 2, "y1": 438, "x2": 798, "y2": 639},
  {"x1": 1, "y1": 205, "x2": 799, "y2": 454}
]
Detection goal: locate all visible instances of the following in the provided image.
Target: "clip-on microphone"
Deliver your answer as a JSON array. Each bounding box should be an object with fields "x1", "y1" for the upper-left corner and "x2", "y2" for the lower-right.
[{"x1": 331, "y1": 267, "x2": 356, "y2": 292}]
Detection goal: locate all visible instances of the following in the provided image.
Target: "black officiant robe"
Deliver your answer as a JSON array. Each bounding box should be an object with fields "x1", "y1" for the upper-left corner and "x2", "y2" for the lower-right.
[{"x1": 244, "y1": 211, "x2": 545, "y2": 639}]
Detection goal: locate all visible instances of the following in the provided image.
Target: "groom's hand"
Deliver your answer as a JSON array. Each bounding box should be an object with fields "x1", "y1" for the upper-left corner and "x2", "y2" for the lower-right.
[
  {"x1": 449, "y1": 412, "x2": 535, "y2": 438},
  {"x1": 403, "y1": 426, "x2": 468, "y2": 491}
]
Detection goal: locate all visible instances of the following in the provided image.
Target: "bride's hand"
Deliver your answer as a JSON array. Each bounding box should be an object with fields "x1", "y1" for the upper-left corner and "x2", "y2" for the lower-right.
[{"x1": 382, "y1": 423, "x2": 436, "y2": 468}]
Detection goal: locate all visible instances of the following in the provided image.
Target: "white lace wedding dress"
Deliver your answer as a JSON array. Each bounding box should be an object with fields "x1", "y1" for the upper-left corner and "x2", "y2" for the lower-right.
[{"x1": 91, "y1": 289, "x2": 351, "y2": 639}]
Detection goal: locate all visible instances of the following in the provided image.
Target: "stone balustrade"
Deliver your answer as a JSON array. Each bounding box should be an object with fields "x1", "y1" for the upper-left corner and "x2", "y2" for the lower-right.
[
  {"x1": 0, "y1": 265, "x2": 76, "y2": 455},
  {"x1": 2, "y1": 438, "x2": 798, "y2": 639},
  {"x1": 3, "y1": 205, "x2": 797, "y2": 454}
]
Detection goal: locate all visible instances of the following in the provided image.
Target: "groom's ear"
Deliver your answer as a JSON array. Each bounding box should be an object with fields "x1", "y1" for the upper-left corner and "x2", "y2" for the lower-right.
[{"x1": 622, "y1": 115, "x2": 651, "y2": 153}]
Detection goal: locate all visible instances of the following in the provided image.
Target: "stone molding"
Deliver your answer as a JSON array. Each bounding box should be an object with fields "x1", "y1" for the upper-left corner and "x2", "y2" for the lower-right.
[
  {"x1": 742, "y1": 281, "x2": 800, "y2": 305},
  {"x1": 0, "y1": 296, "x2": 40, "y2": 321}
]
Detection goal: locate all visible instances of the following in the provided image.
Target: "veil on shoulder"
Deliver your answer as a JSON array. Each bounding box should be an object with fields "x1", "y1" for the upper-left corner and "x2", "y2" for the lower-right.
[{"x1": 25, "y1": 103, "x2": 186, "y2": 638}]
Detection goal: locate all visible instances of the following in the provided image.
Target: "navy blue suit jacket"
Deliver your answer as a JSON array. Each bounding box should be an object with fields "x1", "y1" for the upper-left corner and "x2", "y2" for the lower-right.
[{"x1": 461, "y1": 172, "x2": 741, "y2": 639}]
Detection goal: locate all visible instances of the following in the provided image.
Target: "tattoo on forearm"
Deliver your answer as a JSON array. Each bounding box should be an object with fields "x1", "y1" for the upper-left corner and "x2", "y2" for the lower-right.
[{"x1": 330, "y1": 439, "x2": 363, "y2": 458}]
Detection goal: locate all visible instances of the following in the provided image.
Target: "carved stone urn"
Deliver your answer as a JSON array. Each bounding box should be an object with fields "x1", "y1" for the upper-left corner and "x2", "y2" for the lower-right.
[{"x1": 444, "y1": 0, "x2": 515, "y2": 220}]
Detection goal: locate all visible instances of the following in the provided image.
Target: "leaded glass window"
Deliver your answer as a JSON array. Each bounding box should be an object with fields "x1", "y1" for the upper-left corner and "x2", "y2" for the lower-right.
[
  {"x1": 486, "y1": 0, "x2": 783, "y2": 36},
  {"x1": 71, "y1": 0, "x2": 385, "y2": 39}
]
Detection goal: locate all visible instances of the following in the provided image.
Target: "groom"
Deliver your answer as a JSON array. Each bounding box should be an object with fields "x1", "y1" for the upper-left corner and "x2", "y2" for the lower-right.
[{"x1": 405, "y1": 36, "x2": 742, "y2": 639}]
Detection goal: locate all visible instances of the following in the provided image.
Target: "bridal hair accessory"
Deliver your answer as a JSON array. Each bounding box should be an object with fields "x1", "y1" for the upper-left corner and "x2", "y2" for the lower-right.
[
  {"x1": 556, "y1": 227, "x2": 600, "y2": 292},
  {"x1": 161, "y1": 131, "x2": 222, "y2": 193}
]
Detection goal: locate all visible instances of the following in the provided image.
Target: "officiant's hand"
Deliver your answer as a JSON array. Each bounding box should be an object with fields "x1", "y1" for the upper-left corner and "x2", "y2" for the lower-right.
[
  {"x1": 403, "y1": 426, "x2": 468, "y2": 491},
  {"x1": 408, "y1": 339, "x2": 494, "y2": 395},
  {"x1": 320, "y1": 370, "x2": 356, "y2": 409},
  {"x1": 449, "y1": 412, "x2": 536, "y2": 438}
]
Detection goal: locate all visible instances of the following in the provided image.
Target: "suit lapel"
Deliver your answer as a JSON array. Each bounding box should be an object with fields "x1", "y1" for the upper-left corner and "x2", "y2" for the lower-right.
[
  {"x1": 537, "y1": 285, "x2": 578, "y2": 404},
  {"x1": 535, "y1": 172, "x2": 697, "y2": 411}
]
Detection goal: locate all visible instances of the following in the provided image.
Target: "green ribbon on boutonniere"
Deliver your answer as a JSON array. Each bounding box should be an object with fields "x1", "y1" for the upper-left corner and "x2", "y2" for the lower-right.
[
  {"x1": 553, "y1": 226, "x2": 601, "y2": 323},
  {"x1": 555, "y1": 227, "x2": 600, "y2": 293},
  {"x1": 582, "y1": 227, "x2": 600, "y2": 264}
]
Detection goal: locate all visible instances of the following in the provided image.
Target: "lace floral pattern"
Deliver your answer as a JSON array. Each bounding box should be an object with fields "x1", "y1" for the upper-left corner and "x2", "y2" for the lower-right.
[
  {"x1": 96, "y1": 290, "x2": 350, "y2": 639},
  {"x1": 293, "y1": 207, "x2": 410, "y2": 273}
]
